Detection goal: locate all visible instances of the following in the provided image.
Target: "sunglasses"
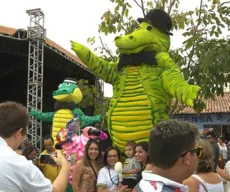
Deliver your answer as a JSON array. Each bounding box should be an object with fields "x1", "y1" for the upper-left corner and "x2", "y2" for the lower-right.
[{"x1": 180, "y1": 146, "x2": 203, "y2": 158}]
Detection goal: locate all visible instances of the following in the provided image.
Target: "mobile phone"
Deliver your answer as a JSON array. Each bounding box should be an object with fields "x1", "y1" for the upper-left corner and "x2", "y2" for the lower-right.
[{"x1": 40, "y1": 154, "x2": 56, "y2": 165}]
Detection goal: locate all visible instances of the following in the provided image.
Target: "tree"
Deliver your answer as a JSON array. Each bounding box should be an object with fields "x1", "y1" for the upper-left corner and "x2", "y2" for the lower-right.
[
  {"x1": 78, "y1": 79, "x2": 109, "y2": 128},
  {"x1": 77, "y1": 79, "x2": 97, "y2": 108},
  {"x1": 94, "y1": 97, "x2": 111, "y2": 129},
  {"x1": 87, "y1": 0, "x2": 230, "y2": 115}
]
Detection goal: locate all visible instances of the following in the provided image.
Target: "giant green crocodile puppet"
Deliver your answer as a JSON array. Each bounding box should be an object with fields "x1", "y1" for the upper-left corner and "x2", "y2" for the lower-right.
[
  {"x1": 29, "y1": 78, "x2": 102, "y2": 143},
  {"x1": 71, "y1": 9, "x2": 201, "y2": 152}
]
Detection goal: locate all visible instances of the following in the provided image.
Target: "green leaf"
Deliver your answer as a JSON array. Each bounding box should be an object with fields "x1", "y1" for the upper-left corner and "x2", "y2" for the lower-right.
[
  {"x1": 125, "y1": 9, "x2": 129, "y2": 17},
  {"x1": 214, "y1": 31, "x2": 219, "y2": 37},
  {"x1": 115, "y1": 5, "x2": 119, "y2": 13},
  {"x1": 86, "y1": 0, "x2": 230, "y2": 114}
]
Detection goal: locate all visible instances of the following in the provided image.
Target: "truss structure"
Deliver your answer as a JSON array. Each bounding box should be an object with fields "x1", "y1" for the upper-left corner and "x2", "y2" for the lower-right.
[
  {"x1": 26, "y1": 8, "x2": 45, "y2": 151},
  {"x1": 95, "y1": 77, "x2": 104, "y2": 129}
]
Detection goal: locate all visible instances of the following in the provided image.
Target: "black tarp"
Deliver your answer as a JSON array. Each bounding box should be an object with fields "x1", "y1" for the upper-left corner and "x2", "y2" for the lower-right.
[{"x1": 0, "y1": 35, "x2": 96, "y2": 136}]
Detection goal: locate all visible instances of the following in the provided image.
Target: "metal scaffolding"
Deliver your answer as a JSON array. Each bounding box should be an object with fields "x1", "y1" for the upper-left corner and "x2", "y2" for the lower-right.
[
  {"x1": 95, "y1": 77, "x2": 104, "y2": 129},
  {"x1": 26, "y1": 8, "x2": 45, "y2": 151}
]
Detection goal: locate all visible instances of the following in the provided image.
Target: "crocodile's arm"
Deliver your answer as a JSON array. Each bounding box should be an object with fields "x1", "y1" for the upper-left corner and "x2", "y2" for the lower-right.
[
  {"x1": 156, "y1": 52, "x2": 201, "y2": 107},
  {"x1": 29, "y1": 109, "x2": 55, "y2": 122},
  {"x1": 71, "y1": 41, "x2": 118, "y2": 85},
  {"x1": 72, "y1": 108, "x2": 102, "y2": 128}
]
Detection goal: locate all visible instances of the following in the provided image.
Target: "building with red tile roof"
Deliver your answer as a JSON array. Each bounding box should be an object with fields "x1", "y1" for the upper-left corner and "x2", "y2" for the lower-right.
[
  {"x1": 174, "y1": 92, "x2": 230, "y2": 138},
  {"x1": 177, "y1": 92, "x2": 230, "y2": 114}
]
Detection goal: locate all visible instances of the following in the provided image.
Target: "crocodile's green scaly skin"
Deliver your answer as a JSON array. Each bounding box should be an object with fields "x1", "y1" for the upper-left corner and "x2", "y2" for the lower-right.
[
  {"x1": 71, "y1": 19, "x2": 200, "y2": 152},
  {"x1": 29, "y1": 79, "x2": 102, "y2": 143}
]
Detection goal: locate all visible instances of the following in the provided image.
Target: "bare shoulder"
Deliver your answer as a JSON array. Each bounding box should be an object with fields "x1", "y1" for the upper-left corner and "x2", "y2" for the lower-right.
[
  {"x1": 77, "y1": 159, "x2": 83, "y2": 164},
  {"x1": 74, "y1": 159, "x2": 83, "y2": 170},
  {"x1": 183, "y1": 177, "x2": 195, "y2": 185},
  {"x1": 76, "y1": 159, "x2": 83, "y2": 166},
  {"x1": 183, "y1": 177, "x2": 198, "y2": 192}
]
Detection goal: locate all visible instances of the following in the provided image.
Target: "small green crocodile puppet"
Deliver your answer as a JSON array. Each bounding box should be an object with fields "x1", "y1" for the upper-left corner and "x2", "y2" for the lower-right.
[
  {"x1": 71, "y1": 9, "x2": 201, "y2": 152},
  {"x1": 29, "y1": 78, "x2": 102, "y2": 143}
]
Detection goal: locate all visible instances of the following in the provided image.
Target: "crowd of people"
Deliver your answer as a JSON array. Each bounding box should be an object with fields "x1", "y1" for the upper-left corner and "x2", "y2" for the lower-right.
[{"x1": 1, "y1": 101, "x2": 230, "y2": 192}]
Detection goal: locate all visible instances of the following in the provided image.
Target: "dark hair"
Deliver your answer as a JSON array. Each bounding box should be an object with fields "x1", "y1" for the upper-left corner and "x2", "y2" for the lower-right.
[
  {"x1": 135, "y1": 141, "x2": 150, "y2": 165},
  {"x1": 43, "y1": 135, "x2": 54, "y2": 143},
  {"x1": 218, "y1": 137, "x2": 224, "y2": 142},
  {"x1": 196, "y1": 139, "x2": 214, "y2": 173},
  {"x1": 125, "y1": 140, "x2": 136, "y2": 149},
  {"x1": 0, "y1": 101, "x2": 29, "y2": 138},
  {"x1": 22, "y1": 145, "x2": 37, "y2": 160},
  {"x1": 135, "y1": 141, "x2": 149, "y2": 152},
  {"x1": 103, "y1": 146, "x2": 120, "y2": 166},
  {"x1": 206, "y1": 131, "x2": 216, "y2": 138},
  {"x1": 82, "y1": 139, "x2": 102, "y2": 166},
  {"x1": 149, "y1": 119, "x2": 198, "y2": 169}
]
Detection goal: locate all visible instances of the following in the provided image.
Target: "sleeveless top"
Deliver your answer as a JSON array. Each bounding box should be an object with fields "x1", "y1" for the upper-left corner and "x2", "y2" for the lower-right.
[
  {"x1": 218, "y1": 143, "x2": 228, "y2": 160},
  {"x1": 78, "y1": 166, "x2": 98, "y2": 192},
  {"x1": 192, "y1": 174, "x2": 224, "y2": 192},
  {"x1": 136, "y1": 163, "x2": 147, "y2": 183}
]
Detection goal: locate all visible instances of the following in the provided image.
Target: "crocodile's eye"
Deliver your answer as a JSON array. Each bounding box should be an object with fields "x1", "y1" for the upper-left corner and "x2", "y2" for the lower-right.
[
  {"x1": 66, "y1": 83, "x2": 70, "y2": 86},
  {"x1": 147, "y1": 26, "x2": 152, "y2": 31}
]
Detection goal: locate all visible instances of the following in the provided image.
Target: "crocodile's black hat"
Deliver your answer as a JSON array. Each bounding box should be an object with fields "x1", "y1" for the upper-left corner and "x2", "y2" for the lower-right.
[{"x1": 137, "y1": 9, "x2": 173, "y2": 36}]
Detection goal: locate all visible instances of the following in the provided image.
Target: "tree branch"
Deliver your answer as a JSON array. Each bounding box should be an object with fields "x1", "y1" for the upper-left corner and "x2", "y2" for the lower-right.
[
  {"x1": 133, "y1": 0, "x2": 146, "y2": 16},
  {"x1": 187, "y1": 0, "x2": 203, "y2": 70},
  {"x1": 154, "y1": 0, "x2": 158, "y2": 7},
  {"x1": 119, "y1": 22, "x2": 129, "y2": 34},
  {"x1": 169, "y1": 99, "x2": 186, "y2": 117},
  {"x1": 140, "y1": 0, "x2": 146, "y2": 16},
  {"x1": 167, "y1": 0, "x2": 177, "y2": 15},
  {"x1": 133, "y1": 0, "x2": 142, "y2": 9},
  {"x1": 162, "y1": 0, "x2": 165, "y2": 10},
  {"x1": 98, "y1": 36, "x2": 114, "y2": 58},
  {"x1": 195, "y1": 0, "x2": 203, "y2": 28},
  {"x1": 219, "y1": 0, "x2": 230, "y2": 7}
]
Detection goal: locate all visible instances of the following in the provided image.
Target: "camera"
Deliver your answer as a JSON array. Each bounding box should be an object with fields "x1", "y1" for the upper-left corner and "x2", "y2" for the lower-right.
[{"x1": 40, "y1": 154, "x2": 56, "y2": 165}]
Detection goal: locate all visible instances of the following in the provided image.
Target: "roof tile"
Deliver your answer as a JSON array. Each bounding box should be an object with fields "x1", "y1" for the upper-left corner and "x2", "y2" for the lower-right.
[{"x1": 177, "y1": 92, "x2": 230, "y2": 114}]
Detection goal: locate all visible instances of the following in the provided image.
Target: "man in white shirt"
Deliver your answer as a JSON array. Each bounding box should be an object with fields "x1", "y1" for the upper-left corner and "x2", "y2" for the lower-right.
[
  {"x1": 0, "y1": 101, "x2": 70, "y2": 192},
  {"x1": 133, "y1": 120, "x2": 200, "y2": 192}
]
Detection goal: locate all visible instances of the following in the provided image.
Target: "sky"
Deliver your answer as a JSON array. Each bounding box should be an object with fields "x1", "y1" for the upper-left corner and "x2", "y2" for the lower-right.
[{"x1": 0, "y1": 0, "x2": 210, "y2": 97}]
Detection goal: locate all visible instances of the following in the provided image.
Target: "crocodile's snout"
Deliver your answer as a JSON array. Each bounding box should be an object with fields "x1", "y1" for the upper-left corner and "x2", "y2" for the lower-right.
[
  {"x1": 115, "y1": 35, "x2": 134, "y2": 41},
  {"x1": 53, "y1": 89, "x2": 68, "y2": 95}
]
